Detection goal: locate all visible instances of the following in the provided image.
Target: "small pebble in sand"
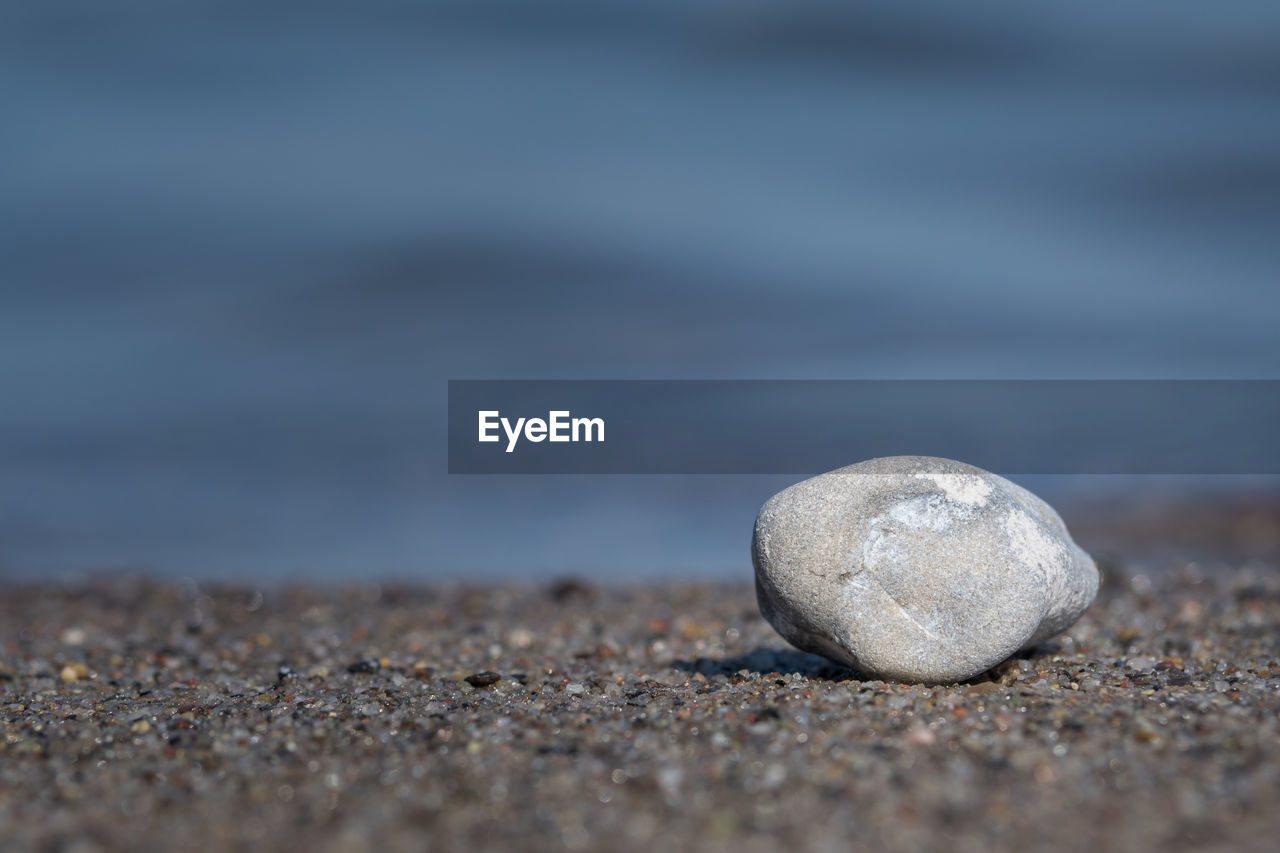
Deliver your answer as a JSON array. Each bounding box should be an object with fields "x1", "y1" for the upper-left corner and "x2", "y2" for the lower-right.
[
  {"x1": 60, "y1": 627, "x2": 87, "y2": 646},
  {"x1": 905, "y1": 725, "x2": 938, "y2": 746},
  {"x1": 59, "y1": 662, "x2": 89, "y2": 683},
  {"x1": 753, "y1": 456, "x2": 1098, "y2": 683},
  {"x1": 466, "y1": 671, "x2": 501, "y2": 687}
]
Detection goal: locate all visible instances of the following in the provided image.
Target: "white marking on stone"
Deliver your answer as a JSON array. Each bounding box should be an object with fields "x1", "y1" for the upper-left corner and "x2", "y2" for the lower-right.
[
  {"x1": 840, "y1": 570, "x2": 939, "y2": 641},
  {"x1": 1005, "y1": 508, "x2": 1062, "y2": 570},
  {"x1": 860, "y1": 526, "x2": 900, "y2": 571},
  {"x1": 886, "y1": 495, "x2": 953, "y2": 531},
  {"x1": 914, "y1": 472, "x2": 992, "y2": 506}
]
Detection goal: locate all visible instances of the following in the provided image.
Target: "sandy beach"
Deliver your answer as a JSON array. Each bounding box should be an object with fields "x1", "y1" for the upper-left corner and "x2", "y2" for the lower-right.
[{"x1": 2, "y1": 558, "x2": 1278, "y2": 852}]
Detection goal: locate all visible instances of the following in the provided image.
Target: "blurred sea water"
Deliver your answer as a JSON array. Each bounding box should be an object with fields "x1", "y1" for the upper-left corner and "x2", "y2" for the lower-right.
[{"x1": 2, "y1": 1, "x2": 1279, "y2": 579}]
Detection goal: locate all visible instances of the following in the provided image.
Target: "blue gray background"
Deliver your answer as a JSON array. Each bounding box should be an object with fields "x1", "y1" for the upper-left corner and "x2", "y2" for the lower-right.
[{"x1": 3, "y1": 1, "x2": 1278, "y2": 579}]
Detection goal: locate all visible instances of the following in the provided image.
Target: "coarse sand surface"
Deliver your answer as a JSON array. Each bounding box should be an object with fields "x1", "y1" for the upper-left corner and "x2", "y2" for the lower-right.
[{"x1": 2, "y1": 558, "x2": 1279, "y2": 852}]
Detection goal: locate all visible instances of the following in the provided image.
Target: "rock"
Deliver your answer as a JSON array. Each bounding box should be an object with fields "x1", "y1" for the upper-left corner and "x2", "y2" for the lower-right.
[
  {"x1": 752, "y1": 456, "x2": 1098, "y2": 684},
  {"x1": 60, "y1": 662, "x2": 90, "y2": 683},
  {"x1": 465, "y1": 671, "x2": 501, "y2": 687}
]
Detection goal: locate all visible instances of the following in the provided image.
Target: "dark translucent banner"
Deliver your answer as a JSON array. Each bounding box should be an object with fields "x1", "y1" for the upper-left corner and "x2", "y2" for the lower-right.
[{"x1": 448, "y1": 380, "x2": 1280, "y2": 474}]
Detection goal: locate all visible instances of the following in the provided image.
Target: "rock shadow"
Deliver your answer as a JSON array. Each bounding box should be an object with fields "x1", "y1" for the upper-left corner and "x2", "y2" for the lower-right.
[
  {"x1": 671, "y1": 647, "x2": 858, "y2": 682},
  {"x1": 673, "y1": 643, "x2": 1063, "y2": 686}
]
